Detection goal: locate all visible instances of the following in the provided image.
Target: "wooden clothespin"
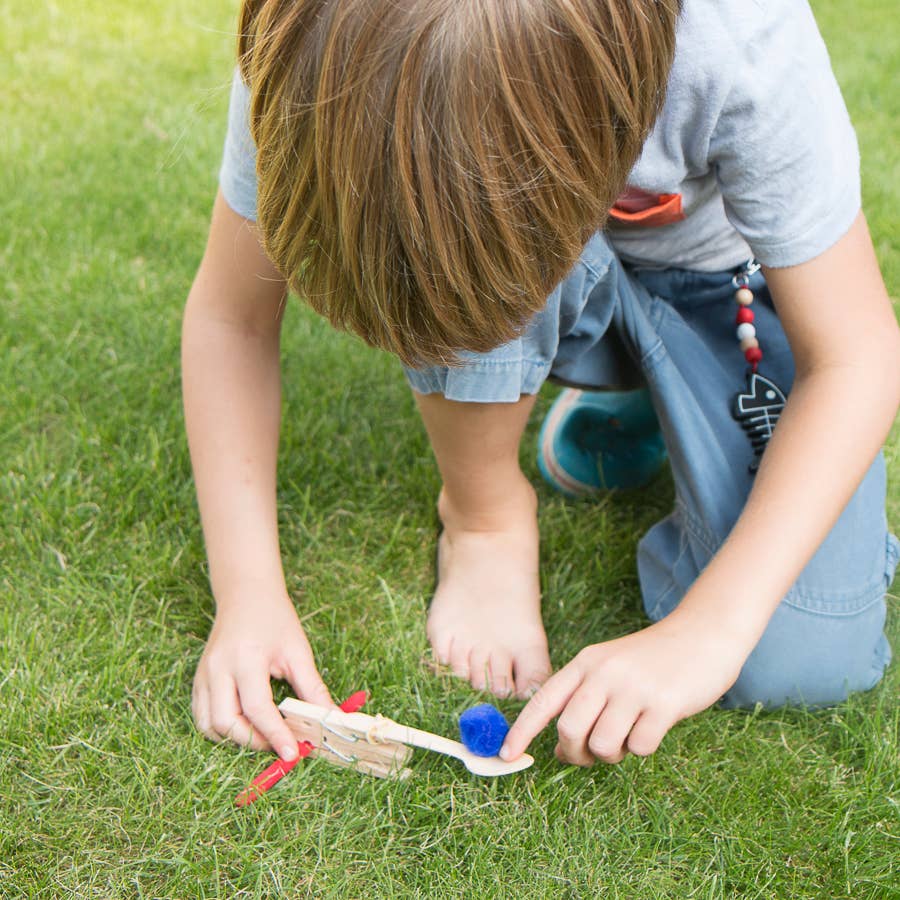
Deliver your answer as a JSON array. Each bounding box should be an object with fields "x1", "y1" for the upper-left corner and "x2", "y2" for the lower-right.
[
  {"x1": 235, "y1": 690, "x2": 371, "y2": 806},
  {"x1": 279, "y1": 698, "x2": 414, "y2": 780}
]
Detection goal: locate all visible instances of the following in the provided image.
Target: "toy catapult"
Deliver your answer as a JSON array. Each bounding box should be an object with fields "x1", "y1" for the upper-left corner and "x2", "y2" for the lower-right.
[
  {"x1": 280, "y1": 697, "x2": 533, "y2": 779},
  {"x1": 236, "y1": 694, "x2": 533, "y2": 806}
]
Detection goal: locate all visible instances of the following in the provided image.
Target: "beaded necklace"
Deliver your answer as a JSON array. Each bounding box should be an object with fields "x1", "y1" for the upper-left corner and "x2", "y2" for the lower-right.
[{"x1": 729, "y1": 260, "x2": 786, "y2": 473}]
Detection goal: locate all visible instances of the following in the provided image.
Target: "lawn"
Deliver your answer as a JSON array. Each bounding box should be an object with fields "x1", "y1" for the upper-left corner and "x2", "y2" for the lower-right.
[{"x1": 1, "y1": 1, "x2": 898, "y2": 897}]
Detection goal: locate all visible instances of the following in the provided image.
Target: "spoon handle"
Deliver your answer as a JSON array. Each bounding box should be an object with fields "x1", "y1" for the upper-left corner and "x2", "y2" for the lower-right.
[
  {"x1": 368, "y1": 721, "x2": 469, "y2": 760},
  {"x1": 362, "y1": 720, "x2": 533, "y2": 777}
]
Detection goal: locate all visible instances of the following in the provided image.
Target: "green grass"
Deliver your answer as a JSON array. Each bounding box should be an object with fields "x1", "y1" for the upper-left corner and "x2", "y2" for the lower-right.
[{"x1": 1, "y1": 1, "x2": 898, "y2": 897}]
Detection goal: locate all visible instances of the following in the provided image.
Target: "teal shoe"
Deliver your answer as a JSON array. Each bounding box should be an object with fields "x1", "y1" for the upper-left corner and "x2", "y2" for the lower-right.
[{"x1": 537, "y1": 388, "x2": 667, "y2": 496}]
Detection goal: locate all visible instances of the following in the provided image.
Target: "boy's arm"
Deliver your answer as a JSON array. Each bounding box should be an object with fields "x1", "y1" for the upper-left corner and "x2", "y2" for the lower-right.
[
  {"x1": 503, "y1": 211, "x2": 900, "y2": 765},
  {"x1": 182, "y1": 191, "x2": 331, "y2": 762}
]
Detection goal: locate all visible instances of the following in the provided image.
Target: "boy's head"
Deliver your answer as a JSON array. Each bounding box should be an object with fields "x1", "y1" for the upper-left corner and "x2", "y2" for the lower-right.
[{"x1": 239, "y1": 0, "x2": 679, "y2": 366}]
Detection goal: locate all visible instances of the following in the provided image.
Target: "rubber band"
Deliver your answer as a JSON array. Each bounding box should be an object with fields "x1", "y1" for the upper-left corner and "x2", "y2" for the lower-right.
[{"x1": 366, "y1": 714, "x2": 390, "y2": 745}]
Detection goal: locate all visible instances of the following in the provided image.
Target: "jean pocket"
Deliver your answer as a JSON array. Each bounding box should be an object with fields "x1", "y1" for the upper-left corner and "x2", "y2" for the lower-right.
[{"x1": 784, "y1": 531, "x2": 898, "y2": 617}]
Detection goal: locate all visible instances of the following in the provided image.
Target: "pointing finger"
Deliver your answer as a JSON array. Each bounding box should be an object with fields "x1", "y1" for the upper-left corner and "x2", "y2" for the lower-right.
[{"x1": 500, "y1": 661, "x2": 583, "y2": 760}]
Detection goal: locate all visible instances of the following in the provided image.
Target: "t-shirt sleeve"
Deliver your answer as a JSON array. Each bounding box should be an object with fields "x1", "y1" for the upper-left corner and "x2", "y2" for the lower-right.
[
  {"x1": 708, "y1": 2, "x2": 860, "y2": 268},
  {"x1": 218, "y1": 67, "x2": 259, "y2": 221}
]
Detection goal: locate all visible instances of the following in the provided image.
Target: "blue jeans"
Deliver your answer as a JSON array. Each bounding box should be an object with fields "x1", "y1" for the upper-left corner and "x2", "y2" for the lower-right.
[{"x1": 405, "y1": 233, "x2": 896, "y2": 708}]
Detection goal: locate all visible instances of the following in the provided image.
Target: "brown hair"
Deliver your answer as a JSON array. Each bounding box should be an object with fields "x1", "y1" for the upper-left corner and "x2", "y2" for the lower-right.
[{"x1": 238, "y1": 0, "x2": 679, "y2": 366}]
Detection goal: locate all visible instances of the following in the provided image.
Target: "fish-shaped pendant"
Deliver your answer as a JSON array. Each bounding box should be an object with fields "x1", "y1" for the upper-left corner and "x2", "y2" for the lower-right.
[{"x1": 731, "y1": 372, "x2": 786, "y2": 472}]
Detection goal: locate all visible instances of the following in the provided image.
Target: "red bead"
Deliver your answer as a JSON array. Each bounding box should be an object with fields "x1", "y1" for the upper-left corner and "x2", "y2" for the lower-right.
[
  {"x1": 744, "y1": 347, "x2": 763, "y2": 364},
  {"x1": 735, "y1": 307, "x2": 755, "y2": 325}
]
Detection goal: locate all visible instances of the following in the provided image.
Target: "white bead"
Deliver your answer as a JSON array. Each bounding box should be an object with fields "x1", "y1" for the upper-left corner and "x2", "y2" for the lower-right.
[
  {"x1": 735, "y1": 287, "x2": 754, "y2": 306},
  {"x1": 736, "y1": 322, "x2": 756, "y2": 342}
]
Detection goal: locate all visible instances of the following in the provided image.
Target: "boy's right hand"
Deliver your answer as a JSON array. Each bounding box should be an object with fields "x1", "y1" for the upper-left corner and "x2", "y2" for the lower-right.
[{"x1": 192, "y1": 593, "x2": 332, "y2": 761}]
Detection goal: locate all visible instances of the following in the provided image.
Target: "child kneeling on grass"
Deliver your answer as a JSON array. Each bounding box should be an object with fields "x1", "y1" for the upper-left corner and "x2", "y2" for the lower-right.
[{"x1": 182, "y1": 0, "x2": 900, "y2": 767}]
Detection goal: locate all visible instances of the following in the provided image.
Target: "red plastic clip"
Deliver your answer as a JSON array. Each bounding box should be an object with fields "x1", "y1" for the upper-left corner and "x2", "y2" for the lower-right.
[
  {"x1": 235, "y1": 741, "x2": 313, "y2": 807},
  {"x1": 235, "y1": 690, "x2": 368, "y2": 807},
  {"x1": 338, "y1": 690, "x2": 368, "y2": 714}
]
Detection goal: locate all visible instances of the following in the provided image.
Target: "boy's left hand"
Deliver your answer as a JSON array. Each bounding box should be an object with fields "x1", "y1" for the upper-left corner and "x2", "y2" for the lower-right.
[{"x1": 500, "y1": 612, "x2": 747, "y2": 765}]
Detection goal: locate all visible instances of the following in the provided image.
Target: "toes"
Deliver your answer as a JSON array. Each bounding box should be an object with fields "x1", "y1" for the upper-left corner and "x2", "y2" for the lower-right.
[
  {"x1": 426, "y1": 621, "x2": 452, "y2": 667},
  {"x1": 487, "y1": 651, "x2": 514, "y2": 698},
  {"x1": 513, "y1": 647, "x2": 553, "y2": 699},
  {"x1": 469, "y1": 648, "x2": 514, "y2": 697},
  {"x1": 447, "y1": 639, "x2": 471, "y2": 681},
  {"x1": 468, "y1": 646, "x2": 491, "y2": 692}
]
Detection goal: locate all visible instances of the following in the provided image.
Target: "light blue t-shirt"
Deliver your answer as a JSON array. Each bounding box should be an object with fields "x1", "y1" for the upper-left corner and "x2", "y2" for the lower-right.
[{"x1": 219, "y1": 0, "x2": 860, "y2": 272}]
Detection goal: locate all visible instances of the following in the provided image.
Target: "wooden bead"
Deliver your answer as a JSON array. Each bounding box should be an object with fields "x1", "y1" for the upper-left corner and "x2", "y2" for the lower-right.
[
  {"x1": 740, "y1": 336, "x2": 759, "y2": 352},
  {"x1": 735, "y1": 307, "x2": 755, "y2": 325},
  {"x1": 735, "y1": 287, "x2": 754, "y2": 305},
  {"x1": 736, "y1": 322, "x2": 756, "y2": 342}
]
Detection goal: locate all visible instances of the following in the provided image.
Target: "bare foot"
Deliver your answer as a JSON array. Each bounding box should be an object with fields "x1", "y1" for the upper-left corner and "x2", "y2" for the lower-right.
[{"x1": 426, "y1": 488, "x2": 552, "y2": 699}]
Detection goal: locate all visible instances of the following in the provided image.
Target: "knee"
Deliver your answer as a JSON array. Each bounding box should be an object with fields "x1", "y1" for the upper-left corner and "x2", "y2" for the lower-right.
[{"x1": 720, "y1": 600, "x2": 891, "y2": 710}]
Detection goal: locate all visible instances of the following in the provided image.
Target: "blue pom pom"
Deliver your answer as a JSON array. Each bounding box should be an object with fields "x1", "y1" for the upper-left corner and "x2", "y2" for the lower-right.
[{"x1": 458, "y1": 704, "x2": 509, "y2": 757}]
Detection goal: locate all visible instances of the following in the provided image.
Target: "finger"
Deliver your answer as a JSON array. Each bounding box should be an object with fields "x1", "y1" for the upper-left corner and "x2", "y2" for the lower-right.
[
  {"x1": 237, "y1": 668, "x2": 302, "y2": 761},
  {"x1": 626, "y1": 710, "x2": 672, "y2": 757},
  {"x1": 223, "y1": 714, "x2": 272, "y2": 752},
  {"x1": 210, "y1": 680, "x2": 270, "y2": 751},
  {"x1": 284, "y1": 653, "x2": 333, "y2": 708},
  {"x1": 192, "y1": 675, "x2": 215, "y2": 742},
  {"x1": 587, "y1": 699, "x2": 640, "y2": 765},
  {"x1": 556, "y1": 684, "x2": 607, "y2": 767},
  {"x1": 500, "y1": 662, "x2": 583, "y2": 760}
]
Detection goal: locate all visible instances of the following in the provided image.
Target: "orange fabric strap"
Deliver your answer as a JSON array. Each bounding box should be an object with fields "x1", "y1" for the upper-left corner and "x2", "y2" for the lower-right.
[{"x1": 609, "y1": 192, "x2": 685, "y2": 227}]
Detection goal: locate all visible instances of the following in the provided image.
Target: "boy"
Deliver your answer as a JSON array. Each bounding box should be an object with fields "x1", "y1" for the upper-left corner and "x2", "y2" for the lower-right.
[{"x1": 183, "y1": 0, "x2": 899, "y2": 767}]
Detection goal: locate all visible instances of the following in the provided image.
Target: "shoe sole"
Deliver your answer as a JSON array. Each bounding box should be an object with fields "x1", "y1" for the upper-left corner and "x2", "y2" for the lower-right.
[{"x1": 537, "y1": 389, "x2": 601, "y2": 497}]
